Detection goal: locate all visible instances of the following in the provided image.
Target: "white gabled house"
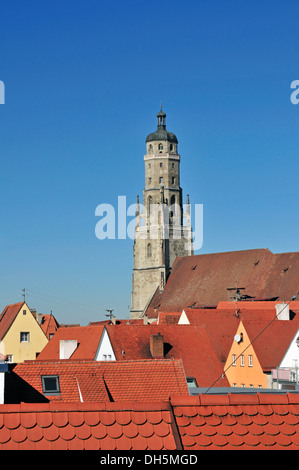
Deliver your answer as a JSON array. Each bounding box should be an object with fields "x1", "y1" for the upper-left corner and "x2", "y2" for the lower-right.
[
  {"x1": 271, "y1": 328, "x2": 299, "y2": 390},
  {"x1": 94, "y1": 327, "x2": 116, "y2": 361}
]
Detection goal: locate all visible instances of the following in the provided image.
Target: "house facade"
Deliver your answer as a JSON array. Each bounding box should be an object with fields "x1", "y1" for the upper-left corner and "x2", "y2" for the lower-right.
[{"x1": 0, "y1": 302, "x2": 48, "y2": 363}]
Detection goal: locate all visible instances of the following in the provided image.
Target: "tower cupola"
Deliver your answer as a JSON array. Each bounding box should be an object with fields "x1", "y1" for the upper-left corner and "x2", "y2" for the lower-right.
[{"x1": 145, "y1": 106, "x2": 178, "y2": 144}]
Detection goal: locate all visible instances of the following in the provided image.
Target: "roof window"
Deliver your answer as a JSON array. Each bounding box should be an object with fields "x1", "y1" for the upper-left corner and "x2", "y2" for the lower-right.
[{"x1": 41, "y1": 375, "x2": 60, "y2": 395}]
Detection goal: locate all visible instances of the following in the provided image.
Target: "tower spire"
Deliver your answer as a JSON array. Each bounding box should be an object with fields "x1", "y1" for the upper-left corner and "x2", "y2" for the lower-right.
[{"x1": 157, "y1": 105, "x2": 166, "y2": 128}]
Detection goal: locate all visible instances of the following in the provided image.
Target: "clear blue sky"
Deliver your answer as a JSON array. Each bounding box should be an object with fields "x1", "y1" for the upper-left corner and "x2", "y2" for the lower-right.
[{"x1": 0, "y1": 0, "x2": 298, "y2": 324}]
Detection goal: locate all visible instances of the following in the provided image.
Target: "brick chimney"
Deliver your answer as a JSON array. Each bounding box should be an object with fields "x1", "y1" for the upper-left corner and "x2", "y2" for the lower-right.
[{"x1": 150, "y1": 333, "x2": 164, "y2": 358}]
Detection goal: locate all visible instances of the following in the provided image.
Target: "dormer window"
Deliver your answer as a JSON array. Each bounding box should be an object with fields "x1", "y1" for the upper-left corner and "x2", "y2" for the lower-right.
[{"x1": 41, "y1": 375, "x2": 60, "y2": 395}]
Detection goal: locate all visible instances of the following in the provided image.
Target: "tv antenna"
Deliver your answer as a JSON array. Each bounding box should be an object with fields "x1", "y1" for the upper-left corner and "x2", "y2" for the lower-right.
[{"x1": 105, "y1": 309, "x2": 114, "y2": 320}]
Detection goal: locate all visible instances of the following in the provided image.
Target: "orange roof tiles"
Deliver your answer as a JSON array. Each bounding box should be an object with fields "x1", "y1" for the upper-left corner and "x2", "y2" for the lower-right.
[
  {"x1": 240, "y1": 320, "x2": 299, "y2": 371},
  {"x1": 0, "y1": 302, "x2": 24, "y2": 340},
  {"x1": 1, "y1": 393, "x2": 299, "y2": 450},
  {"x1": 105, "y1": 324, "x2": 230, "y2": 388},
  {"x1": 0, "y1": 400, "x2": 180, "y2": 450},
  {"x1": 10, "y1": 359, "x2": 189, "y2": 403},
  {"x1": 171, "y1": 393, "x2": 299, "y2": 450},
  {"x1": 37, "y1": 325, "x2": 105, "y2": 361},
  {"x1": 39, "y1": 314, "x2": 60, "y2": 339}
]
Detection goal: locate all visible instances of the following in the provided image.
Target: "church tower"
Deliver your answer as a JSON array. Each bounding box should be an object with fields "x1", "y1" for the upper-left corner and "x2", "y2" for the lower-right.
[{"x1": 130, "y1": 107, "x2": 193, "y2": 319}]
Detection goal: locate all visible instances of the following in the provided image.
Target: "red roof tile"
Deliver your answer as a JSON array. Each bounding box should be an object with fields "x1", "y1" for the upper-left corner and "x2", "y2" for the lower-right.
[
  {"x1": 105, "y1": 324, "x2": 230, "y2": 388},
  {"x1": 11, "y1": 359, "x2": 189, "y2": 403},
  {"x1": 37, "y1": 325, "x2": 105, "y2": 361},
  {"x1": 172, "y1": 393, "x2": 299, "y2": 450},
  {"x1": 1, "y1": 393, "x2": 299, "y2": 450},
  {"x1": 39, "y1": 314, "x2": 60, "y2": 339},
  {"x1": 242, "y1": 319, "x2": 299, "y2": 370},
  {"x1": 146, "y1": 249, "x2": 299, "y2": 317},
  {"x1": 0, "y1": 302, "x2": 24, "y2": 340}
]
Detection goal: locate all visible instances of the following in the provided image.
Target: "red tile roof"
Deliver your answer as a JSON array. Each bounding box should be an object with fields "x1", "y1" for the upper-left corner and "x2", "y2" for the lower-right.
[
  {"x1": 240, "y1": 320, "x2": 299, "y2": 371},
  {"x1": 1, "y1": 393, "x2": 299, "y2": 450},
  {"x1": 180, "y1": 308, "x2": 299, "y2": 368},
  {"x1": 10, "y1": 359, "x2": 189, "y2": 403},
  {"x1": 146, "y1": 249, "x2": 299, "y2": 317},
  {"x1": 39, "y1": 314, "x2": 60, "y2": 339},
  {"x1": 105, "y1": 324, "x2": 230, "y2": 388},
  {"x1": 37, "y1": 325, "x2": 105, "y2": 361},
  {"x1": 0, "y1": 400, "x2": 181, "y2": 450},
  {"x1": 0, "y1": 302, "x2": 24, "y2": 340},
  {"x1": 171, "y1": 393, "x2": 299, "y2": 450}
]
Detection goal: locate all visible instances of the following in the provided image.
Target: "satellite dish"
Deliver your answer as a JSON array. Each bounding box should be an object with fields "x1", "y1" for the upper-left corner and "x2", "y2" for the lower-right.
[{"x1": 234, "y1": 334, "x2": 241, "y2": 343}]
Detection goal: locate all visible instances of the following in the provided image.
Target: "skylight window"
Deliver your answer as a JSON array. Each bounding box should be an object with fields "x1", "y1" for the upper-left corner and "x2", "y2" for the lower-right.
[{"x1": 41, "y1": 375, "x2": 60, "y2": 395}]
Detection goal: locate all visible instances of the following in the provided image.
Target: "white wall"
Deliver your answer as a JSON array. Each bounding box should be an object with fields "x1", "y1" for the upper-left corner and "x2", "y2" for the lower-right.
[
  {"x1": 95, "y1": 328, "x2": 116, "y2": 361},
  {"x1": 280, "y1": 329, "x2": 299, "y2": 369}
]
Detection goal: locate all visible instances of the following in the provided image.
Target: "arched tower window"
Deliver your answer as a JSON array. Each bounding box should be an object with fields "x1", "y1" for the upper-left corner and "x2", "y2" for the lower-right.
[
  {"x1": 170, "y1": 195, "x2": 176, "y2": 222},
  {"x1": 148, "y1": 144, "x2": 153, "y2": 154},
  {"x1": 147, "y1": 243, "x2": 152, "y2": 258},
  {"x1": 158, "y1": 143, "x2": 163, "y2": 152},
  {"x1": 171, "y1": 195, "x2": 176, "y2": 214}
]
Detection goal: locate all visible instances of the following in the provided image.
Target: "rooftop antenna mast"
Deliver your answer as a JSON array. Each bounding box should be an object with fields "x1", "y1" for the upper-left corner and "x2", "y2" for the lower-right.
[
  {"x1": 105, "y1": 309, "x2": 114, "y2": 320},
  {"x1": 22, "y1": 288, "x2": 27, "y2": 302},
  {"x1": 233, "y1": 280, "x2": 240, "y2": 317}
]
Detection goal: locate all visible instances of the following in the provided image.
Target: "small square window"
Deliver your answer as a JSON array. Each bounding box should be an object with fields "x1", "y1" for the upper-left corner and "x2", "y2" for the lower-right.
[
  {"x1": 20, "y1": 332, "x2": 29, "y2": 343},
  {"x1": 42, "y1": 375, "x2": 60, "y2": 395},
  {"x1": 23, "y1": 309, "x2": 26, "y2": 315}
]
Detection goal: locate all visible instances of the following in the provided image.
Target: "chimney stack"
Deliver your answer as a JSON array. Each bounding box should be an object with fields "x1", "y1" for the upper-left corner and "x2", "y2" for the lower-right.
[{"x1": 150, "y1": 333, "x2": 164, "y2": 358}]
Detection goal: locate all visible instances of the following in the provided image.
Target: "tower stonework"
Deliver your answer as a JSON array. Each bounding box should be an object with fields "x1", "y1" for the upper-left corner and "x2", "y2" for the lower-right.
[{"x1": 130, "y1": 108, "x2": 193, "y2": 319}]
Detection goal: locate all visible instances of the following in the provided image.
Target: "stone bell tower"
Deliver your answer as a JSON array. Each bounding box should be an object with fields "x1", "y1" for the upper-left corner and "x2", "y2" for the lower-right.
[{"x1": 130, "y1": 107, "x2": 193, "y2": 319}]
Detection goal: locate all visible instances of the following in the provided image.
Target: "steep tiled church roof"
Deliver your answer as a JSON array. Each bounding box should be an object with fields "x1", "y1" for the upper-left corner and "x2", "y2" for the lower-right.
[{"x1": 146, "y1": 249, "x2": 299, "y2": 317}]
